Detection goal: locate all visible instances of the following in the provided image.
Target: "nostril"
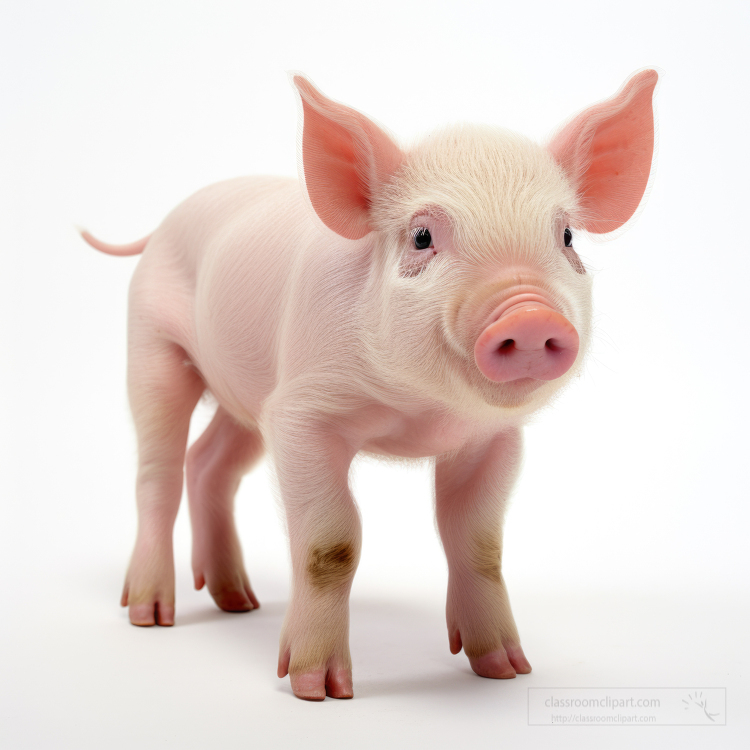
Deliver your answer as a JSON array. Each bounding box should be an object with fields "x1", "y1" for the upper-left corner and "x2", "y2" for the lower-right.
[{"x1": 475, "y1": 302, "x2": 580, "y2": 383}]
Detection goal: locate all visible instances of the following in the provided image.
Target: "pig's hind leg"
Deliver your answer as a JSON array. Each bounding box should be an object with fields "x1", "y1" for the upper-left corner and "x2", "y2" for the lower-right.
[
  {"x1": 122, "y1": 337, "x2": 205, "y2": 626},
  {"x1": 435, "y1": 429, "x2": 533, "y2": 678},
  {"x1": 186, "y1": 406, "x2": 263, "y2": 612}
]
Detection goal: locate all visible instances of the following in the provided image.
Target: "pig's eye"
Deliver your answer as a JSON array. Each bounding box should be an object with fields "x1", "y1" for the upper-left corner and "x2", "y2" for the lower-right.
[
  {"x1": 564, "y1": 227, "x2": 573, "y2": 247},
  {"x1": 412, "y1": 228, "x2": 432, "y2": 250}
]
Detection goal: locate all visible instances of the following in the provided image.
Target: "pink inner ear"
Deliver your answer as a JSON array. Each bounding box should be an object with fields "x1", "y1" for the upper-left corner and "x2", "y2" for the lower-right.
[
  {"x1": 550, "y1": 69, "x2": 658, "y2": 234},
  {"x1": 294, "y1": 76, "x2": 402, "y2": 241},
  {"x1": 300, "y1": 97, "x2": 370, "y2": 240}
]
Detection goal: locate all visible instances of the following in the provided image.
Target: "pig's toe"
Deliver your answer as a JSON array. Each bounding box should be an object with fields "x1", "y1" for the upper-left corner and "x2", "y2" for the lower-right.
[
  {"x1": 200, "y1": 571, "x2": 260, "y2": 612},
  {"x1": 244, "y1": 584, "x2": 260, "y2": 610},
  {"x1": 288, "y1": 668, "x2": 353, "y2": 701},
  {"x1": 128, "y1": 601, "x2": 175, "y2": 627},
  {"x1": 211, "y1": 586, "x2": 256, "y2": 613},
  {"x1": 194, "y1": 556, "x2": 260, "y2": 613},
  {"x1": 279, "y1": 651, "x2": 353, "y2": 701},
  {"x1": 325, "y1": 668, "x2": 354, "y2": 699},
  {"x1": 121, "y1": 581, "x2": 175, "y2": 627},
  {"x1": 505, "y1": 643, "x2": 532, "y2": 674},
  {"x1": 468, "y1": 649, "x2": 518, "y2": 679},
  {"x1": 290, "y1": 669, "x2": 328, "y2": 701},
  {"x1": 121, "y1": 541, "x2": 176, "y2": 626}
]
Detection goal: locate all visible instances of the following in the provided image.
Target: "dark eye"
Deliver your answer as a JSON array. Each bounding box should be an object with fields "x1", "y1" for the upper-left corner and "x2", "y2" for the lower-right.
[
  {"x1": 564, "y1": 227, "x2": 573, "y2": 247},
  {"x1": 413, "y1": 228, "x2": 432, "y2": 250}
]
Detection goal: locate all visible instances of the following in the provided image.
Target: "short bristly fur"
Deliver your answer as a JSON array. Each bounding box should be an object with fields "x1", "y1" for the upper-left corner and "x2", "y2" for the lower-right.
[{"x1": 83, "y1": 69, "x2": 659, "y2": 701}]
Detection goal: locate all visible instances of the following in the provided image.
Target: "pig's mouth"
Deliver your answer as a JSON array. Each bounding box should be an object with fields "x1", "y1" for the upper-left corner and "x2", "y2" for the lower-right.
[
  {"x1": 504, "y1": 376, "x2": 541, "y2": 387},
  {"x1": 475, "y1": 374, "x2": 549, "y2": 410},
  {"x1": 498, "y1": 376, "x2": 546, "y2": 395}
]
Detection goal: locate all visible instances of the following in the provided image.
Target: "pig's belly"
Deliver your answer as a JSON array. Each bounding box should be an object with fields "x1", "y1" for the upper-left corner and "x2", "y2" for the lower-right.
[
  {"x1": 362, "y1": 429, "x2": 466, "y2": 458},
  {"x1": 361, "y1": 432, "x2": 472, "y2": 459}
]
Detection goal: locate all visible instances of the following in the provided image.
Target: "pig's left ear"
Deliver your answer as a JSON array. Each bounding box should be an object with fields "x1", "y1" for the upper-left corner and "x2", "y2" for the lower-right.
[
  {"x1": 549, "y1": 69, "x2": 659, "y2": 235},
  {"x1": 292, "y1": 74, "x2": 404, "y2": 240}
]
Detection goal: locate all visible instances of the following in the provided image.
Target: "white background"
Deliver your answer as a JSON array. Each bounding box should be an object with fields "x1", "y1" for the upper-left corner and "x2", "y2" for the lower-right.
[{"x1": 1, "y1": 1, "x2": 748, "y2": 748}]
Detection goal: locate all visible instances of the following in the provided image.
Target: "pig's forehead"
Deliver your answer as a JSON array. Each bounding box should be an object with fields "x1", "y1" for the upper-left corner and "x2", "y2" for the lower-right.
[{"x1": 380, "y1": 124, "x2": 579, "y2": 247}]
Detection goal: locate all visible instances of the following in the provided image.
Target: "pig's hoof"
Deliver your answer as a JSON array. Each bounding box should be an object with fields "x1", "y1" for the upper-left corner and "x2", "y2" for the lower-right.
[
  {"x1": 289, "y1": 668, "x2": 354, "y2": 701},
  {"x1": 121, "y1": 542, "x2": 176, "y2": 626},
  {"x1": 278, "y1": 650, "x2": 354, "y2": 701},
  {"x1": 211, "y1": 586, "x2": 258, "y2": 613},
  {"x1": 121, "y1": 578, "x2": 176, "y2": 626},
  {"x1": 468, "y1": 644, "x2": 532, "y2": 679},
  {"x1": 193, "y1": 570, "x2": 260, "y2": 613},
  {"x1": 126, "y1": 601, "x2": 175, "y2": 627},
  {"x1": 325, "y1": 668, "x2": 354, "y2": 700}
]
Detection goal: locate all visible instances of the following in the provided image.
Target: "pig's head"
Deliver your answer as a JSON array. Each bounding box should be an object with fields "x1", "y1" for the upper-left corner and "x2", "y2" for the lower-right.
[{"x1": 292, "y1": 71, "x2": 658, "y2": 417}]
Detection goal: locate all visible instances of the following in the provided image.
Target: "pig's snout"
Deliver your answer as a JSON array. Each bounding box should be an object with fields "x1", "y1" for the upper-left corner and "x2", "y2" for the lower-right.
[{"x1": 474, "y1": 299, "x2": 579, "y2": 383}]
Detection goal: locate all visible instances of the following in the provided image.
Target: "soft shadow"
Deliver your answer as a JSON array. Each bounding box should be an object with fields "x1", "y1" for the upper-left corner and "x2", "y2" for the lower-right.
[
  {"x1": 175, "y1": 600, "x2": 287, "y2": 627},
  {"x1": 115, "y1": 589, "x2": 494, "y2": 702},
  {"x1": 355, "y1": 670, "x2": 470, "y2": 700}
]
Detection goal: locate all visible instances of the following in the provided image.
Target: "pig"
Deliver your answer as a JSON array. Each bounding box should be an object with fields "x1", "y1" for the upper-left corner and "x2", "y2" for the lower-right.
[{"x1": 82, "y1": 69, "x2": 659, "y2": 701}]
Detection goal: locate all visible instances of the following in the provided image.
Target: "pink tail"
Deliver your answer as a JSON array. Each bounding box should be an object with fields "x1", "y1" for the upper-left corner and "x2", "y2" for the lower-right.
[{"x1": 80, "y1": 229, "x2": 151, "y2": 256}]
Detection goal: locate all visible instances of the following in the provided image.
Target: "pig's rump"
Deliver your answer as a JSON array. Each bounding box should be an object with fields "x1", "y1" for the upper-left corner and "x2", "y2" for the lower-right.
[{"x1": 131, "y1": 176, "x2": 311, "y2": 423}]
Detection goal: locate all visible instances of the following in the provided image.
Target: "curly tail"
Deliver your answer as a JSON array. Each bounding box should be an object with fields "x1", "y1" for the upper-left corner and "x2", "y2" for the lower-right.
[{"x1": 80, "y1": 229, "x2": 151, "y2": 256}]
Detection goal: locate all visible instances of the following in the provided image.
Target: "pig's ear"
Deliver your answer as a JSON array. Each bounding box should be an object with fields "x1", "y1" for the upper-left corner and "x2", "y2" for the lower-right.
[
  {"x1": 549, "y1": 69, "x2": 659, "y2": 235},
  {"x1": 291, "y1": 74, "x2": 404, "y2": 240}
]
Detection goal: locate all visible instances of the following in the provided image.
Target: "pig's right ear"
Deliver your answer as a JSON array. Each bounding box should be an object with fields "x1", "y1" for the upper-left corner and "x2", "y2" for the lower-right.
[
  {"x1": 549, "y1": 69, "x2": 659, "y2": 235},
  {"x1": 291, "y1": 74, "x2": 404, "y2": 240}
]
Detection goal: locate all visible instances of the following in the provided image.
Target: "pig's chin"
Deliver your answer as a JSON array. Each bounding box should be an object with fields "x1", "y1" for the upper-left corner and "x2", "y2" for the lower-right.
[{"x1": 476, "y1": 376, "x2": 552, "y2": 410}]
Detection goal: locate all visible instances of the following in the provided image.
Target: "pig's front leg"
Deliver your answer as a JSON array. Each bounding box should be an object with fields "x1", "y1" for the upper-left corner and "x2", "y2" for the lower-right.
[
  {"x1": 435, "y1": 428, "x2": 532, "y2": 678},
  {"x1": 270, "y1": 413, "x2": 361, "y2": 701}
]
